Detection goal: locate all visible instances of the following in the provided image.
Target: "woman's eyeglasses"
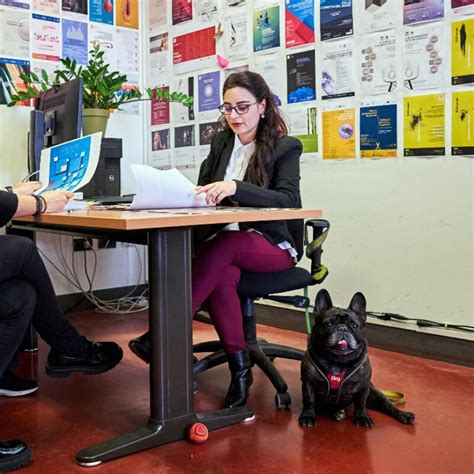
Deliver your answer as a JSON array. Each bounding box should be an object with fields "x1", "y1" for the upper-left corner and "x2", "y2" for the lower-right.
[{"x1": 218, "y1": 102, "x2": 258, "y2": 115}]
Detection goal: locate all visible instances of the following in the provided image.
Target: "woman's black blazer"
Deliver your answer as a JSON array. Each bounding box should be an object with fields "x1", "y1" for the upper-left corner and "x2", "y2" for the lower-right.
[{"x1": 195, "y1": 129, "x2": 304, "y2": 259}]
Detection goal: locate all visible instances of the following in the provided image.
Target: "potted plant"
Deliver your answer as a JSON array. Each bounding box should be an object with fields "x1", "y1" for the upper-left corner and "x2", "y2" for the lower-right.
[{"x1": 7, "y1": 42, "x2": 193, "y2": 135}]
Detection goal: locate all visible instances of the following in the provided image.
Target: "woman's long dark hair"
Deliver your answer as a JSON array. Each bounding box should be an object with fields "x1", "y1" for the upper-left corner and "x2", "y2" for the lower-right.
[{"x1": 221, "y1": 71, "x2": 288, "y2": 187}]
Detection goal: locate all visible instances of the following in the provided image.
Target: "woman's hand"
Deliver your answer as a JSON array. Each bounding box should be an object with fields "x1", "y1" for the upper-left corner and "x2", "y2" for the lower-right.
[
  {"x1": 195, "y1": 181, "x2": 237, "y2": 205},
  {"x1": 13, "y1": 181, "x2": 42, "y2": 195},
  {"x1": 42, "y1": 191, "x2": 74, "y2": 213}
]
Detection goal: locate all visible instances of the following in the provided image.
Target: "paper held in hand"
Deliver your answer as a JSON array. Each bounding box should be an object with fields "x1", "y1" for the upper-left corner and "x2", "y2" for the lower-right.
[{"x1": 130, "y1": 165, "x2": 212, "y2": 210}]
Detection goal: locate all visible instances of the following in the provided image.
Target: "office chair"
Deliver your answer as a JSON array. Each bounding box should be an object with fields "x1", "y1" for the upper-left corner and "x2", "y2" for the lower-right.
[{"x1": 192, "y1": 219, "x2": 330, "y2": 408}]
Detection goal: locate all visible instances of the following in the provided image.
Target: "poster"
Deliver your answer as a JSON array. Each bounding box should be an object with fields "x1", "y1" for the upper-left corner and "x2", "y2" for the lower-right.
[
  {"x1": 320, "y1": 0, "x2": 353, "y2": 42},
  {"x1": 198, "y1": 71, "x2": 220, "y2": 113},
  {"x1": 194, "y1": 0, "x2": 218, "y2": 23},
  {"x1": 0, "y1": 8, "x2": 29, "y2": 58},
  {"x1": 151, "y1": 87, "x2": 170, "y2": 125},
  {"x1": 252, "y1": 55, "x2": 284, "y2": 104},
  {"x1": 404, "y1": 23, "x2": 445, "y2": 91},
  {"x1": 199, "y1": 121, "x2": 223, "y2": 145},
  {"x1": 62, "y1": 0, "x2": 87, "y2": 16},
  {"x1": 224, "y1": 9, "x2": 248, "y2": 61},
  {"x1": 0, "y1": 1, "x2": 29, "y2": 8},
  {"x1": 174, "y1": 124, "x2": 196, "y2": 169},
  {"x1": 89, "y1": 0, "x2": 113, "y2": 25},
  {"x1": 285, "y1": 0, "x2": 315, "y2": 49},
  {"x1": 149, "y1": 0, "x2": 167, "y2": 31},
  {"x1": 322, "y1": 108, "x2": 355, "y2": 159},
  {"x1": 115, "y1": 27, "x2": 139, "y2": 82},
  {"x1": 0, "y1": 57, "x2": 30, "y2": 105},
  {"x1": 403, "y1": 0, "x2": 444, "y2": 25},
  {"x1": 360, "y1": 104, "x2": 397, "y2": 158},
  {"x1": 361, "y1": 0, "x2": 398, "y2": 33},
  {"x1": 253, "y1": 5, "x2": 280, "y2": 52},
  {"x1": 321, "y1": 39, "x2": 355, "y2": 100},
  {"x1": 62, "y1": 19, "x2": 88, "y2": 64},
  {"x1": 172, "y1": 75, "x2": 195, "y2": 123},
  {"x1": 403, "y1": 93, "x2": 445, "y2": 156},
  {"x1": 89, "y1": 23, "x2": 115, "y2": 69},
  {"x1": 149, "y1": 32, "x2": 169, "y2": 85},
  {"x1": 150, "y1": 128, "x2": 171, "y2": 169},
  {"x1": 287, "y1": 49, "x2": 316, "y2": 103},
  {"x1": 360, "y1": 31, "x2": 397, "y2": 96},
  {"x1": 32, "y1": 0, "x2": 59, "y2": 15},
  {"x1": 452, "y1": 90, "x2": 474, "y2": 155},
  {"x1": 451, "y1": 0, "x2": 474, "y2": 15},
  {"x1": 31, "y1": 13, "x2": 60, "y2": 61},
  {"x1": 452, "y1": 18, "x2": 474, "y2": 85},
  {"x1": 286, "y1": 105, "x2": 318, "y2": 156},
  {"x1": 115, "y1": 0, "x2": 138, "y2": 29},
  {"x1": 173, "y1": 27, "x2": 216, "y2": 74},
  {"x1": 172, "y1": 0, "x2": 192, "y2": 25}
]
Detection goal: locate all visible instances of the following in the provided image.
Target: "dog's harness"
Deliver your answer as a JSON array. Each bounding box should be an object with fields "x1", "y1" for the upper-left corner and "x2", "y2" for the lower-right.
[{"x1": 307, "y1": 351, "x2": 369, "y2": 404}]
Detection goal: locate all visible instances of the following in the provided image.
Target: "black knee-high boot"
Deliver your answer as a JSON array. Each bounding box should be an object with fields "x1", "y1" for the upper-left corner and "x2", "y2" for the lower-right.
[{"x1": 224, "y1": 349, "x2": 253, "y2": 408}]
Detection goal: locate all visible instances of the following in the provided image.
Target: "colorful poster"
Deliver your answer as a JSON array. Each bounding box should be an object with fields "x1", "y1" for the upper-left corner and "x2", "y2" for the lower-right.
[
  {"x1": 451, "y1": 0, "x2": 474, "y2": 15},
  {"x1": 403, "y1": 0, "x2": 444, "y2": 25},
  {"x1": 360, "y1": 104, "x2": 397, "y2": 158},
  {"x1": 0, "y1": 57, "x2": 30, "y2": 105},
  {"x1": 285, "y1": 0, "x2": 315, "y2": 48},
  {"x1": 62, "y1": 19, "x2": 87, "y2": 64},
  {"x1": 31, "y1": 14, "x2": 60, "y2": 61},
  {"x1": 322, "y1": 108, "x2": 356, "y2": 159},
  {"x1": 452, "y1": 90, "x2": 474, "y2": 155},
  {"x1": 173, "y1": 27, "x2": 216, "y2": 74},
  {"x1": 224, "y1": 9, "x2": 248, "y2": 61},
  {"x1": 360, "y1": 31, "x2": 397, "y2": 96},
  {"x1": 287, "y1": 105, "x2": 318, "y2": 156},
  {"x1": 199, "y1": 121, "x2": 223, "y2": 145},
  {"x1": 253, "y1": 5, "x2": 280, "y2": 52},
  {"x1": 404, "y1": 22, "x2": 445, "y2": 91},
  {"x1": 62, "y1": 0, "x2": 87, "y2": 15},
  {"x1": 149, "y1": 0, "x2": 167, "y2": 31},
  {"x1": 320, "y1": 0, "x2": 353, "y2": 42},
  {"x1": 198, "y1": 71, "x2": 220, "y2": 112},
  {"x1": 116, "y1": 0, "x2": 138, "y2": 29},
  {"x1": 361, "y1": 0, "x2": 398, "y2": 33},
  {"x1": 115, "y1": 28, "x2": 139, "y2": 82},
  {"x1": 151, "y1": 87, "x2": 170, "y2": 125},
  {"x1": 89, "y1": 0, "x2": 114, "y2": 25},
  {"x1": 0, "y1": 8, "x2": 29, "y2": 58},
  {"x1": 0, "y1": 1, "x2": 29, "y2": 8},
  {"x1": 89, "y1": 23, "x2": 115, "y2": 69},
  {"x1": 321, "y1": 39, "x2": 355, "y2": 100},
  {"x1": 172, "y1": 0, "x2": 192, "y2": 25},
  {"x1": 32, "y1": 0, "x2": 59, "y2": 14},
  {"x1": 149, "y1": 32, "x2": 168, "y2": 86},
  {"x1": 403, "y1": 93, "x2": 445, "y2": 156},
  {"x1": 287, "y1": 49, "x2": 316, "y2": 103},
  {"x1": 150, "y1": 128, "x2": 171, "y2": 168},
  {"x1": 452, "y1": 18, "x2": 474, "y2": 85}
]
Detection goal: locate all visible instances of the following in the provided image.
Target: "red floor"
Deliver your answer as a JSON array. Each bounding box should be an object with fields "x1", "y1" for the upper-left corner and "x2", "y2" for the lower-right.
[{"x1": 1, "y1": 310, "x2": 473, "y2": 474}]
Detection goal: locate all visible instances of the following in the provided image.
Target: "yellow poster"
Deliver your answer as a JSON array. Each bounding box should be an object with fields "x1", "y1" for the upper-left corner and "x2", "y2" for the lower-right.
[
  {"x1": 452, "y1": 18, "x2": 474, "y2": 85},
  {"x1": 452, "y1": 90, "x2": 474, "y2": 156},
  {"x1": 116, "y1": 0, "x2": 139, "y2": 29},
  {"x1": 322, "y1": 109, "x2": 355, "y2": 159},
  {"x1": 403, "y1": 94, "x2": 445, "y2": 156}
]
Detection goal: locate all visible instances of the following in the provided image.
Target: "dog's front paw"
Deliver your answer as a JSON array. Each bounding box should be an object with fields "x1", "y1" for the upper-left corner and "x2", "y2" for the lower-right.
[
  {"x1": 331, "y1": 409, "x2": 346, "y2": 422},
  {"x1": 298, "y1": 409, "x2": 316, "y2": 427},
  {"x1": 396, "y1": 410, "x2": 415, "y2": 424},
  {"x1": 353, "y1": 414, "x2": 374, "y2": 428}
]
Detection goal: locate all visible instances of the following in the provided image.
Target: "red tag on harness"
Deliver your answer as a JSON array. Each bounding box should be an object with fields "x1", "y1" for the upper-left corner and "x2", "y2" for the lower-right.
[{"x1": 328, "y1": 372, "x2": 345, "y2": 389}]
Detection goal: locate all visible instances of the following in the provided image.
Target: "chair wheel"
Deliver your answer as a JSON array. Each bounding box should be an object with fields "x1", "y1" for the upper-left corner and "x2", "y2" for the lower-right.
[{"x1": 275, "y1": 392, "x2": 291, "y2": 409}]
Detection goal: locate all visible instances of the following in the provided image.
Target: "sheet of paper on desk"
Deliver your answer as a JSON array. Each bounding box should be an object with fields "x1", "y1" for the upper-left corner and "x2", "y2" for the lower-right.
[
  {"x1": 35, "y1": 133, "x2": 102, "y2": 194},
  {"x1": 130, "y1": 165, "x2": 212, "y2": 209}
]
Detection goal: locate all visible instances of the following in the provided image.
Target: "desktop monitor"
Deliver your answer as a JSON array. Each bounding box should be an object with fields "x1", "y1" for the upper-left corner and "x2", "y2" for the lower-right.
[{"x1": 28, "y1": 77, "x2": 83, "y2": 175}]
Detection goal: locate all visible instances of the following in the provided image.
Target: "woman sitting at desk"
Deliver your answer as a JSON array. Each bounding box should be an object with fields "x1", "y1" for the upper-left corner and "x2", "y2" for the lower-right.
[{"x1": 129, "y1": 71, "x2": 302, "y2": 409}]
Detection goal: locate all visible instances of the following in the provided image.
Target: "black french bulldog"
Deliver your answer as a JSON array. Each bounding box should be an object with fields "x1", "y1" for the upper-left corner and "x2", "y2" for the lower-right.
[{"x1": 298, "y1": 289, "x2": 415, "y2": 428}]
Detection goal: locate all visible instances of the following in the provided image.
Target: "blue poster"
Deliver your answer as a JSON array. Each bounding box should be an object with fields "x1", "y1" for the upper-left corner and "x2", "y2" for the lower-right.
[
  {"x1": 198, "y1": 71, "x2": 220, "y2": 112},
  {"x1": 89, "y1": 0, "x2": 114, "y2": 25},
  {"x1": 287, "y1": 50, "x2": 316, "y2": 103},
  {"x1": 0, "y1": 0, "x2": 29, "y2": 8},
  {"x1": 360, "y1": 104, "x2": 397, "y2": 158},
  {"x1": 62, "y1": 19, "x2": 88, "y2": 64},
  {"x1": 320, "y1": 0, "x2": 353, "y2": 42}
]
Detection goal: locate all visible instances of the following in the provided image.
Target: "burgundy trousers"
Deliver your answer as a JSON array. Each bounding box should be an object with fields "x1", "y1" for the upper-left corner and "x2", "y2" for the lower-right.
[{"x1": 192, "y1": 231, "x2": 294, "y2": 353}]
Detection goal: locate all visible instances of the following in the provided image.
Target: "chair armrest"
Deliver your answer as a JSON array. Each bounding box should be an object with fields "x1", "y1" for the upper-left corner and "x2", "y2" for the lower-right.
[{"x1": 305, "y1": 219, "x2": 330, "y2": 284}]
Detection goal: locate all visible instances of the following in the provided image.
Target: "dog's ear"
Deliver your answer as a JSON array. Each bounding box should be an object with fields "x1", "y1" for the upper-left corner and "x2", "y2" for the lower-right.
[
  {"x1": 349, "y1": 292, "x2": 367, "y2": 321},
  {"x1": 314, "y1": 289, "x2": 333, "y2": 319}
]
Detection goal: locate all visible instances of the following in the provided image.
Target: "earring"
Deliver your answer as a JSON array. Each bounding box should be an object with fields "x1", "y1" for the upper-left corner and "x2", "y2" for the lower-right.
[{"x1": 260, "y1": 113, "x2": 265, "y2": 119}]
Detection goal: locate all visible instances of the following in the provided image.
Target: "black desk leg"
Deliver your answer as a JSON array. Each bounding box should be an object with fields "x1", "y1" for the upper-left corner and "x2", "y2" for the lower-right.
[{"x1": 76, "y1": 228, "x2": 253, "y2": 466}]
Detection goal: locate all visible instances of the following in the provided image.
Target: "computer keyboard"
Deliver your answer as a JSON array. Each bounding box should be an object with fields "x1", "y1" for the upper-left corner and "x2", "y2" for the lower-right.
[{"x1": 94, "y1": 194, "x2": 135, "y2": 205}]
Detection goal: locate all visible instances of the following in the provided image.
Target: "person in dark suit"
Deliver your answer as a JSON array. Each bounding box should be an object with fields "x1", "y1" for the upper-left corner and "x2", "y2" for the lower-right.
[
  {"x1": 129, "y1": 72, "x2": 303, "y2": 409},
  {"x1": 0, "y1": 185, "x2": 123, "y2": 472}
]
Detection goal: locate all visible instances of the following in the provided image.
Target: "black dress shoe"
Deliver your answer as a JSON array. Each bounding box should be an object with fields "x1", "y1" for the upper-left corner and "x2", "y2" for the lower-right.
[
  {"x1": 0, "y1": 440, "x2": 32, "y2": 472},
  {"x1": 45, "y1": 340, "x2": 123, "y2": 378},
  {"x1": 128, "y1": 331, "x2": 150, "y2": 364}
]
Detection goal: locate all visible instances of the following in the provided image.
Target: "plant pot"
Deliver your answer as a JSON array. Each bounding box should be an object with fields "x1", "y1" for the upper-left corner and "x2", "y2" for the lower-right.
[{"x1": 82, "y1": 108, "x2": 110, "y2": 136}]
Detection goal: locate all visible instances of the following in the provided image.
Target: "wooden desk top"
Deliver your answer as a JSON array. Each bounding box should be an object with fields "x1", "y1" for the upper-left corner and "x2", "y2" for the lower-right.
[{"x1": 12, "y1": 207, "x2": 322, "y2": 231}]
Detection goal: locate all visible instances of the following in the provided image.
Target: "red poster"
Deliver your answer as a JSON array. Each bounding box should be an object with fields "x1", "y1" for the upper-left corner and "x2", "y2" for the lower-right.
[
  {"x1": 151, "y1": 87, "x2": 170, "y2": 125},
  {"x1": 172, "y1": 0, "x2": 192, "y2": 25},
  {"x1": 173, "y1": 27, "x2": 216, "y2": 65}
]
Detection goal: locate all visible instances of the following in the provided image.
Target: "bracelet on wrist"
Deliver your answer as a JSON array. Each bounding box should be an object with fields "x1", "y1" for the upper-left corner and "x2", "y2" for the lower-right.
[
  {"x1": 33, "y1": 195, "x2": 42, "y2": 216},
  {"x1": 39, "y1": 195, "x2": 47, "y2": 214}
]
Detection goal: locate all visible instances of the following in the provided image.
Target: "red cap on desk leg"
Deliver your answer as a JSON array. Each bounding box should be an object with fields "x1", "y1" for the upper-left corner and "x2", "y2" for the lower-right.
[{"x1": 188, "y1": 423, "x2": 209, "y2": 444}]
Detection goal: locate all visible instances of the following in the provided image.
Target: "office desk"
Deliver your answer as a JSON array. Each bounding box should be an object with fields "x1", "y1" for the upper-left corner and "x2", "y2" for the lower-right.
[{"x1": 9, "y1": 206, "x2": 322, "y2": 466}]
